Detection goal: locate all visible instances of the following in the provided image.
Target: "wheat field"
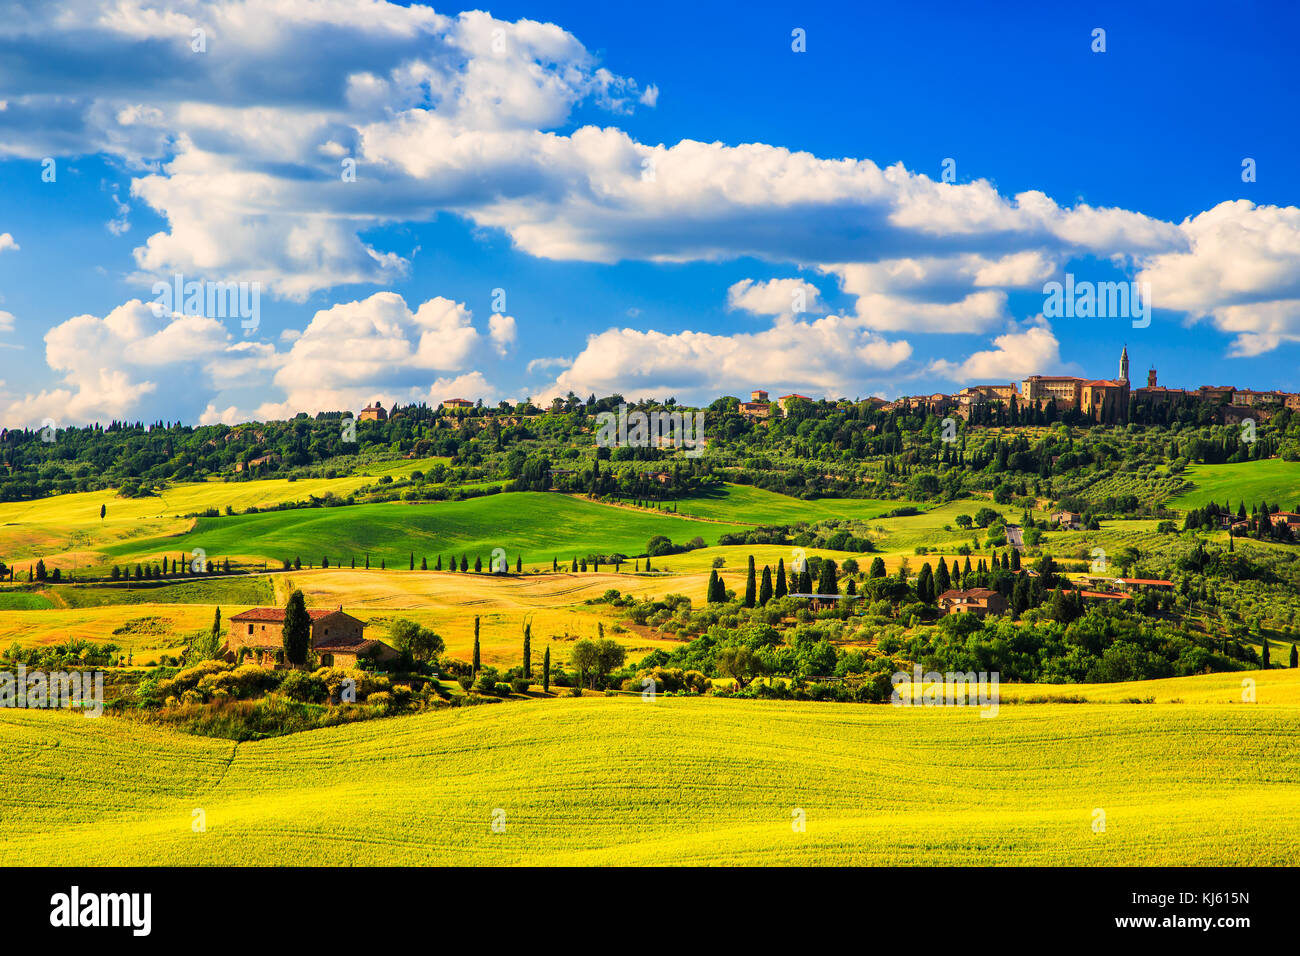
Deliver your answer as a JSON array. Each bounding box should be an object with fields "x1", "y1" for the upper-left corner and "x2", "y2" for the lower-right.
[{"x1": 2, "y1": 692, "x2": 1297, "y2": 866}]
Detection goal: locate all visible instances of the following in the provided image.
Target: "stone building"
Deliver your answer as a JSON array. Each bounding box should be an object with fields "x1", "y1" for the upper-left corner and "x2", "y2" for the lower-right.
[{"x1": 224, "y1": 606, "x2": 395, "y2": 669}]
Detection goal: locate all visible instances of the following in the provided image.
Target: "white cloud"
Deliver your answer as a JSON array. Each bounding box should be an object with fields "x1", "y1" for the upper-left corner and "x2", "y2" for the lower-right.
[
  {"x1": 0, "y1": 291, "x2": 508, "y2": 427},
  {"x1": 727, "y1": 278, "x2": 824, "y2": 317},
  {"x1": 928, "y1": 321, "x2": 1062, "y2": 383},
  {"x1": 1138, "y1": 201, "x2": 1300, "y2": 354},
  {"x1": 488, "y1": 313, "x2": 517, "y2": 356},
  {"x1": 0, "y1": 310, "x2": 13, "y2": 332},
  {"x1": 0, "y1": 299, "x2": 230, "y2": 425},
  {"x1": 536, "y1": 312, "x2": 912, "y2": 405},
  {"x1": 0, "y1": 232, "x2": 17, "y2": 252}
]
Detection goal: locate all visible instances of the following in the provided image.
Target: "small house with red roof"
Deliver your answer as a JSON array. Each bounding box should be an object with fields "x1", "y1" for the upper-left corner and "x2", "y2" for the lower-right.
[{"x1": 224, "y1": 606, "x2": 395, "y2": 669}]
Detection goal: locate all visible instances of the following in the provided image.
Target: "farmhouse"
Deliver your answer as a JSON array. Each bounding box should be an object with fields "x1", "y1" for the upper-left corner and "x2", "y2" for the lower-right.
[
  {"x1": 359, "y1": 401, "x2": 388, "y2": 422},
  {"x1": 738, "y1": 389, "x2": 773, "y2": 420},
  {"x1": 441, "y1": 398, "x2": 474, "y2": 410},
  {"x1": 1052, "y1": 510, "x2": 1082, "y2": 530},
  {"x1": 1113, "y1": 577, "x2": 1174, "y2": 592},
  {"x1": 937, "y1": 588, "x2": 1008, "y2": 618},
  {"x1": 224, "y1": 606, "x2": 395, "y2": 669}
]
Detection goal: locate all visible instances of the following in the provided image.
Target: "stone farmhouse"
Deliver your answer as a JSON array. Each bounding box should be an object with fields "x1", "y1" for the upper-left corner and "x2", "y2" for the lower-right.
[
  {"x1": 223, "y1": 606, "x2": 396, "y2": 669},
  {"x1": 937, "y1": 588, "x2": 1009, "y2": 618}
]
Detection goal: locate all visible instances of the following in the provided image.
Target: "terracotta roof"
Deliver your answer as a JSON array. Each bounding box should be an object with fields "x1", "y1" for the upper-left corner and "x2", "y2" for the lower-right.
[
  {"x1": 315, "y1": 632, "x2": 370, "y2": 650},
  {"x1": 1077, "y1": 590, "x2": 1128, "y2": 600},
  {"x1": 229, "y1": 607, "x2": 346, "y2": 623},
  {"x1": 938, "y1": 588, "x2": 999, "y2": 600}
]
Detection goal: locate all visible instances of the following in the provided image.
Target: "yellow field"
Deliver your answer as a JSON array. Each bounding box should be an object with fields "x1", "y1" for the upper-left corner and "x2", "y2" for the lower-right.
[
  {"x1": 2, "y1": 692, "x2": 1297, "y2": 865},
  {"x1": 0, "y1": 473, "x2": 389, "y2": 567}
]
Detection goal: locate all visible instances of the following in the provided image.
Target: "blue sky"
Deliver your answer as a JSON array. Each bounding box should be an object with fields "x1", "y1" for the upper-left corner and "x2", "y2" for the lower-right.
[{"x1": 1, "y1": 0, "x2": 1298, "y2": 426}]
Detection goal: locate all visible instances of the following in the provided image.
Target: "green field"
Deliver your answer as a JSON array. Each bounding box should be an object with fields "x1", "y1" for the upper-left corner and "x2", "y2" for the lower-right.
[
  {"x1": 48, "y1": 576, "x2": 276, "y2": 609},
  {"x1": 2, "y1": 693, "x2": 1296, "y2": 865},
  {"x1": 103, "y1": 493, "x2": 749, "y2": 568},
  {"x1": 674, "y1": 484, "x2": 919, "y2": 525},
  {"x1": 1168, "y1": 460, "x2": 1300, "y2": 511},
  {"x1": 0, "y1": 592, "x2": 54, "y2": 610}
]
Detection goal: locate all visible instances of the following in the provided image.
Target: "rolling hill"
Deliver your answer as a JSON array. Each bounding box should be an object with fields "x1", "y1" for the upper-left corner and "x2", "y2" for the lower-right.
[{"x1": 2, "y1": 692, "x2": 1297, "y2": 865}]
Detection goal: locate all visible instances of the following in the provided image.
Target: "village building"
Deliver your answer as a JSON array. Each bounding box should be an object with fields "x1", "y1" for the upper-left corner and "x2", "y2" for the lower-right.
[
  {"x1": 1197, "y1": 385, "x2": 1236, "y2": 405},
  {"x1": 1113, "y1": 578, "x2": 1174, "y2": 592},
  {"x1": 358, "y1": 401, "x2": 388, "y2": 422},
  {"x1": 777, "y1": 393, "x2": 813, "y2": 417},
  {"x1": 1052, "y1": 510, "x2": 1082, "y2": 530},
  {"x1": 937, "y1": 588, "x2": 1009, "y2": 618},
  {"x1": 738, "y1": 389, "x2": 773, "y2": 420},
  {"x1": 235, "y1": 453, "x2": 280, "y2": 472},
  {"x1": 441, "y1": 398, "x2": 474, "y2": 410},
  {"x1": 223, "y1": 606, "x2": 395, "y2": 669}
]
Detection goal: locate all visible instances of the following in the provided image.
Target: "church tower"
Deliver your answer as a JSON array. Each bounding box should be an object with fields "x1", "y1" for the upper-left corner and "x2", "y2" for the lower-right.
[{"x1": 1119, "y1": 345, "x2": 1129, "y2": 383}]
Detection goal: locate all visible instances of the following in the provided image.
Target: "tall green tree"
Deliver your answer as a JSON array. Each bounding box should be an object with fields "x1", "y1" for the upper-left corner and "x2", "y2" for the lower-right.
[
  {"x1": 743, "y1": 555, "x2": 756, "y2": 607},
  {"x1": 472, "y1": 616, "x2": 481, "y2": 674},
  {"x1": 282, "y1": 589, "x2": 312, "y2": 669},
  {"x1": 543, "y1": 646, "x2": 551, "y2": 693},
  {"x1": 816, "y1": 558, "x2": 838, "y2": 596},
  {"x1": 774, "y1": 557, "x2": 787, "y2": 598},
  {"x1": 522, "y1": 620, "x2": 532, "y2": 677},
  {"x1": 1290, "y1": 643, "x2": 1298, "y2": 668},
  {"x1": 759, "y1": 566, "x2": 773, "y2": 605}
]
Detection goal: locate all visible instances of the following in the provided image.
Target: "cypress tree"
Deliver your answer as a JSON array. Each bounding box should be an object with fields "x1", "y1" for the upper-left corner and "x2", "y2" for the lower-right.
[
  {"x1": 1290, "y1": 643, "x2": 1298, "y2": 668},
  {"x1": 934, "y1": 559, "x2": 950, "y2": 594},
  {"x1": 1262, "y1": 640, "x2": 1271, "y2": 668},
  {"x1": 743, "y1": 555, "x2": 756, "y2": 607},
  {"x1": 817, "y1": 558, "x2": 839, "y2": 596},
  {"x1": 281, "y1": 590, "x2": 312, "y2": 669},
  {"x1": 473, "y1": 616, "x2": 481, "y2": 674},
  {"x1": 707, "y1": 568, "x2": 721, "y2": 603},
  {"x1": 759, "y1": 566, "x2": 773, "y2": 605},
  {"x1": 409, "y1": 552, "x2": 414, "y2": 570},
  {"x1": 543, "y1": 646, "x2": 551, "y2": 694},
  {"x1": 774, "y1": 557, "x2": 787, "y2": 598},
  {"x1": 523, "y1": 621, "x2": 532, "y2": 678},
  {"x1": 421, "y1": 556, "x2": 427, "y2": 570},
  {"x1": 516, "y1": 556, "x2": 522, "y2": 573}
]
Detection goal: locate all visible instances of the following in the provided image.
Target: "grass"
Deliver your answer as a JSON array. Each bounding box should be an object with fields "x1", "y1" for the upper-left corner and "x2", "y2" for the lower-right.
[
  {"x1": 0, "y1": 474, "x2": 387, "y2": 566},
  {"x1": 673, "y1": 484, "x2": 919, "y2": 525},
  {"x1": 48, "y1": 576, "x2": 276, "y2": 609},
  {"x1": 101, "y1": 493, "x2": 749, "y2": 570},
  {"x1": 0, "y1": 591, "x2": 54, "y2": 610},
  {"x1": 2, "y1": 690, "x2": 1297, "y2": 865},
  {"x1": 1168, "y1": 459, "x2": 1300, "y2": 511},
  {"x1": 0, "y1": 604, "x2": 217, "y2": 659}
]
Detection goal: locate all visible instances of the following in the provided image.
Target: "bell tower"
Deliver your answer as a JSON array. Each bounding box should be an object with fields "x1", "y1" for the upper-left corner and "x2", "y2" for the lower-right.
[{"x1": 1119, "y1": 344, "x2": 1129, "y2": 383}]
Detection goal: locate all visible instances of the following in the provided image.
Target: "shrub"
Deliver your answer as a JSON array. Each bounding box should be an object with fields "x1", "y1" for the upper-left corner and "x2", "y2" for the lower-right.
[
  {"x1": 279, "y1": 670, "x2": 328, "y2": 703},
  {"x1": 510, "y1": 678, "x2": 530, "y2": 694}
]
